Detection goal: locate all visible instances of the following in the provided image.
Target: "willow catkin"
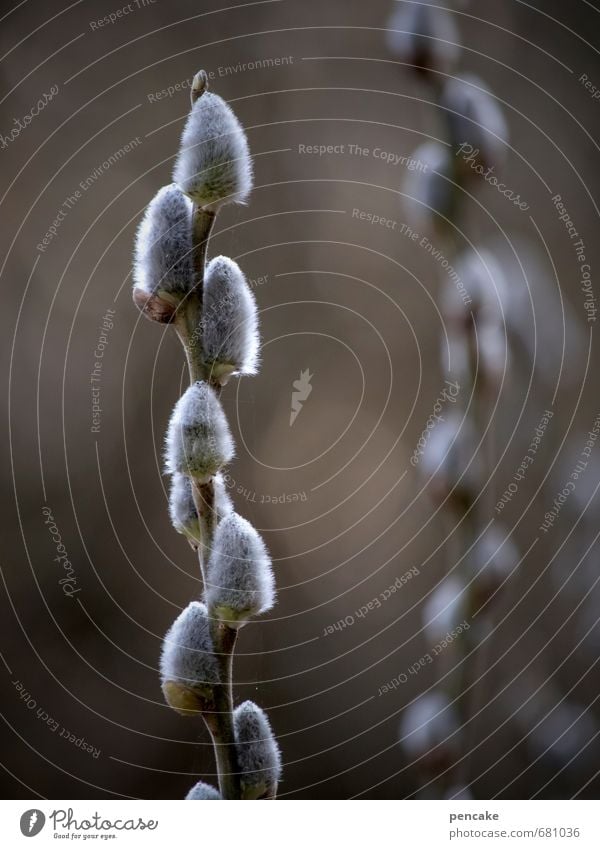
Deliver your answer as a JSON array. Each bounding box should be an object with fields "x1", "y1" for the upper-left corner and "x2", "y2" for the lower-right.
[
  {"x1": 234, "y1": 701, "x2": 282, "y2": 799},
  {"x1": 173, "y1": 90, "x2": 253, "y2": 209},
  {"x1": 205, "y1": 512, "x2": 275, "y2": 628},
  {"x1": 160, "y1": 602, "x2": 220, "y2": 715},
  {"x1": 202, "y1": 255, "x2": 259, "y2": 382},
  {"x1": 165, "y1": 382, "x2": 234, "y2": 482}
]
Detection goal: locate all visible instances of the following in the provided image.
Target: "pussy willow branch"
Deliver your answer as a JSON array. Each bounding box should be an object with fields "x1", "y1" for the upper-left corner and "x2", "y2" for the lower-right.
[
  {"x1": 174, "y1": 202, "x2": 241, "y2": 800},
  {"x1": 424, "y1": 105, "x2": 492, "y2": 801},
  {"x1": 193, "y1": 471, "x2": 241, "y2": 799}
]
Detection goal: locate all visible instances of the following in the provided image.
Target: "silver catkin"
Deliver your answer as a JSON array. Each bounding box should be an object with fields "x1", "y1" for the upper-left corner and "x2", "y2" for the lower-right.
[
  {"x1": 386, "y1": 2, "x2": 459, "y2": 76},
  {"x1": 234, "y1": 700, "x2": 281, "y2": 799},
  {"x1": 185, "y1": 781, "x2": 222, "y2": 800},
  {"x1": 165, "y1": 382, "x2": 235, "y2": 482},
  {"x1": 442, "y1": 74, "x2": 508, "y2": 169},
  {"x1": 399, "y1": 690, "x2": 460, "y2": 760},
  {"x1": 133, "y1": 183, "x2": 193, "y2": 296},
  {"x1": 205, "y1": 512, "x2": 275, "y2": 627},
  {"x1": 202, "y1": 255, "x2": 259, "y2": 380},
  {"x1": 160, "y1": 601, "x2": 219, "y2": 715},
  {"x1": 169, "y1": 471, "x2": 233, "y2": 546},
  {"x1": 173, "y1": 91, "x2": 253, "y2": 209}
]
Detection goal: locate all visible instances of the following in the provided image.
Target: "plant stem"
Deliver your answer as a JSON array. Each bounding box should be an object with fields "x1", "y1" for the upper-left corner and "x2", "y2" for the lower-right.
[
  {"x1": 191, "y1": 207, "x2": 215, "y2": 297},
  {"x1": 204, "y1": 623, "x2": 241, "y2": 799},
  {"x1": 176, "y1": 200, "x2": 241, "y2": 798},
  {"x1": 174, "y1": 207, "x2": 216, "y2": 383},
  {"x1": 193, "y1": 485, "x2": 241, "y2": 798}
]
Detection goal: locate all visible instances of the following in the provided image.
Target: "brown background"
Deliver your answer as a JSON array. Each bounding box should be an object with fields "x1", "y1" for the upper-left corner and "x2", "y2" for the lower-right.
[{"x1": 1, "y1": 0, "x2": 600, "y2": 799}]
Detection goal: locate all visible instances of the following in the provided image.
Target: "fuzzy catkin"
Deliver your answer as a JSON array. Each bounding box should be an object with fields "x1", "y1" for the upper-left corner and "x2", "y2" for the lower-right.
[
  {"x1": 468, "y1": 524, "x2": 519, "y2": 601},
  {"x1": 169, "y1": 473, "x2": 201, "y2": 545},
  {"x1": 133, "y1": 183, "x2": 193, "y2": 297},
  {"x1": 386, "y1": 2, "x2": 459, "y2": 76},
  {"x1": 234, "y1": 701, "x2": 281, "y2": 799},
  {"x1": 422, "y1": 576, "x2": 466, "y2": 643},
  {"x1": 442, "y1": 74, "x2": 508, "y2": 169},
  {"x1": 205, "y1": 513, "x2": 274, "y2": 627},
  {"x1": 443, "y1": 248, "x2": 509, "y2": 327},
  {"x1": 442, "y1": 248, "x2": 509, "y2": 389},
  {"x1": 165, "y1": 382, "x2": 234, "y2": 482},
  {"x1": 213, "y1": 472, "x2": 234, "y2": 520},
  {"x1": 420, "y1": 412, "x2": 482, "y2": 508},
  {"x1": 160, "y1": 601, "x2": 219, "y2": 715},
  {"x1": 173, "y1": 91, "x2": 253, "y2": 209},
  {"x1": 169, "y1": 472, "x2": 233, "y2": 546},
  {"x1": 202, "y1": 256, "x2": 259, "y2": 381},
  {"x1": 399, "y1": 690, "x2": 460, "y2": 760},
  {"x1": 404, "y1": 141, "x2": 457, "y2": 230},
  {"x1": 185, "y1": 781, "x2": 222, "y2": 800}
]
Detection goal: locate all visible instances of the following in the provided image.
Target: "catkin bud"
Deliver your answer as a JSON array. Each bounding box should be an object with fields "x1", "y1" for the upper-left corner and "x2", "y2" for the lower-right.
[
  {"x1": 399, "y1": 690, "x2": 460, "y2": 768},
  {"x1": 132, "y1": 184, "x2": 193, "y2": 322},
  {"x1": 169, "y1": 472, "x2": 233, "y2": 548},
  {"x1": 442, "y1": 248, "x2": 510, "y2": 390},
  {"x1": 478, "y1": 320, "x2": 507, "y2": 391},
  {"x1": 422, "y1": 576, "x2": 466, "y2": 643},
  {"x1": 160, "y1": 601, "x2": 219, "y2": 715},
  {"x1": 169, "y1": 473, "x2": 201, "y2": 546},
  {"x1": 443, "y1": 323, "x2": 507, "y2": 395},
  {"x1": 213, "y1": 472, "x2": 234, "y2": 520},
  {"x1": 201, "y1": 256, "x2": 259, "y2": 384},
  {"x1": 185, "y1": 781, "x2": 221, "y2": 800},
  {"x1": 404, "y1": 141, "x2": 458, "y2": 232},
  {"x1": 443, "y1": 248, "x2": 509, "y2": 328},
  {"x1": 205, "y1": 513, "x2": 275, "y2": 627},
  {"x1": 385, "y1": 2, "x2": 459, "y2": 77},
  {"x1": 420, "y1": 412, "x2": 482, "y2": 509},
  {"x1": 468, "y1": 524, "x2": 518, "y2": 607},
  {"x1": 234, "y1": 701, "x2": 281, "y2": 799},
  {"x1": 165, "y1": 382, "x2": 234, "y2": 482},
  {"x1": 173, "y1": 76, "x2": 253, "y2": 209},
  {"x1": 442, "y1": 74, "x2": 508, "y2": 171}
]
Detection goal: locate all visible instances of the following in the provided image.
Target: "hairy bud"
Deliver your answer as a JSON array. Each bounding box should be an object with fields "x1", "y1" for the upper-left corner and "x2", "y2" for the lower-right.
[
  {"x1": 169, "y1": 472, "x2": 233, "y2": 547},
  {"x1": 443, "y1": 75, "x2": 508, "y2": 170},
  {"x1": 234, "y1": 701, "x2": 281, "y2": 799},
  {"x1": 468, "y1": 524, "x2": 519, "y2": 608},
  {"x1": 202, "y1": 256, "x2": 259, "y2": 383},
  {"x1": 399, "y1": 690, "x2": 460, "y2": 769},
  {"x1": 443, "y1": 248, "x2": 509, "y2": 328},
  {"x1": 206, "y1": 513, "x2": 275, "y2": 627},
  {"x1": 173, "y1": 81, "x2": 253, "y2": 209},
  {"x1": 160, "y1": 601, "x2": 219, "y2": 715},
  {"x1": 422, "y1": 576, "x2": 466, "y2": 643},
  {"x1": 420, "y1": 412, "x2": 482, "y2": 509},
  {"x1": 132, "y1": 184, "x2": 193, "y2": 322},
  {"x1": 165, "y1": 382, "x2": 234, "y2": 482},
  {"x1": 169, "y1": 473, "x2": 201, "y2": 546},
  {"x1": 213, "y1": 472, "x2": 234, "y2": 520},
  {"x1": 442, "y1": 248, "x2": 510, "y2": 389},
  {"x1": 386, "y1": 2, "x2": 459, "y2": 76},
  {"x1": 185, "y1": 781, "x2": 221, "y2": 800},
  {"x1": 404, "y1": 141, "x2": 458, "y2": 232}
]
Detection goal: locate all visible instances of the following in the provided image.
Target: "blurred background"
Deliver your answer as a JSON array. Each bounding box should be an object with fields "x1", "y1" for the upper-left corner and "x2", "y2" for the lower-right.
[{"x1": 1, "y1": 0, "x2": 600, "y2": 799}]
